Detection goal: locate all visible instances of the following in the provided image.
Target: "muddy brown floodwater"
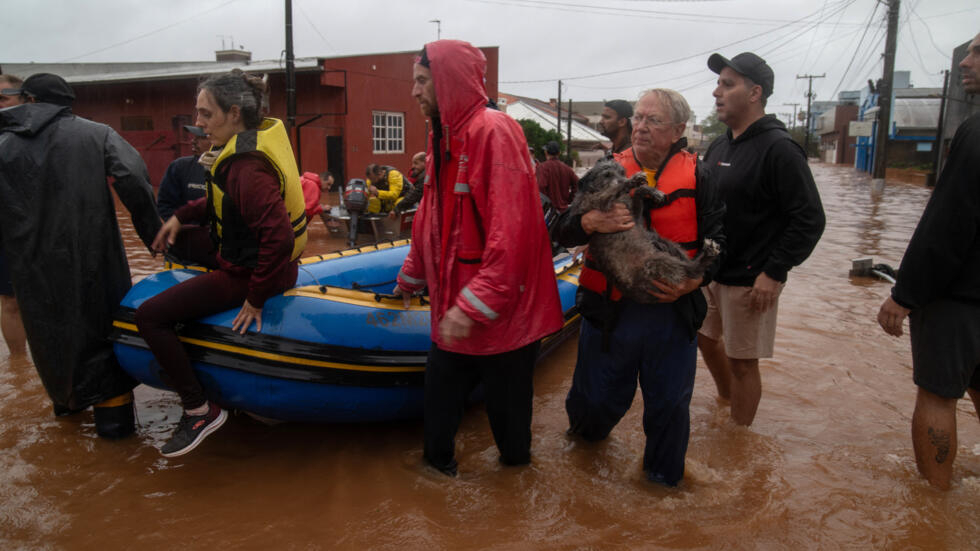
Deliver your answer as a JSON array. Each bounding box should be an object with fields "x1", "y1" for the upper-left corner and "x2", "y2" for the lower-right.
[{"x1": 1, "y1": 162, "x2": 978, "y2": 550}]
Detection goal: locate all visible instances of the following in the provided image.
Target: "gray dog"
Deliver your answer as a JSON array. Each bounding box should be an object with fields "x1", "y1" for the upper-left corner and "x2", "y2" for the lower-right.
[{"x1": 568, "y1": 159, "x2": 719, "y2": 303}]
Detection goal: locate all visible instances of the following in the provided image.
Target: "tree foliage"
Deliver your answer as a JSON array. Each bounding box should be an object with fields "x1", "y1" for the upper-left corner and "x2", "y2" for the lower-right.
[
  {"x1": 699, "y1": 109, "x2": 727, "y2": 143},
  {"x1": 518, "y1": 119, "x2": 564, "y2": 162}
]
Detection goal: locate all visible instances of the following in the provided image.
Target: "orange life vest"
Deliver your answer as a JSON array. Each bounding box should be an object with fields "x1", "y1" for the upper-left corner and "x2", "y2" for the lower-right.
[{"x1": 578, "y1": 148, "x2": 699, "y2": 301}]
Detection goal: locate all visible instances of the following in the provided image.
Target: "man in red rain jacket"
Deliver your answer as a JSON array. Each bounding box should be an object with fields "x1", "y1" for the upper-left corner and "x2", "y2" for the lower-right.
[{"x1": 395, "y1": 40, "x2": 563, "y2": 476}]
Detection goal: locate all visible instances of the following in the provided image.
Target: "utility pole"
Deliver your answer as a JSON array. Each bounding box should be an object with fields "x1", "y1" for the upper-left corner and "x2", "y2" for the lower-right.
[
  {"x1": 556, "y1": 80, "x2": 562, "y2": 134},
  {"x1": 929, "y1": 69, "x2": 950, "y2": 186},
  {"x1": 285, "y1": 0, "x2": 296, "y2": 132},
  {"x1": 428, "y1": 19, "x2": 441, "y2": 40},
  {"x1": 872, "y1": 0, "x2": 901, "y2": 180},
  {"x1": 796, "y1": 74, "x2": 825, "y2": 156},
  {"x1": 566, "y1": 98, "x2": 573, "y2": 165},
  {"x1": 782, "y1": 102, "x2": 800, "y2": 130}
]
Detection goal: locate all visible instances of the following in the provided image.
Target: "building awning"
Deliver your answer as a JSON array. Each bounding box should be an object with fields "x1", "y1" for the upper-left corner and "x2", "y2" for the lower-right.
[{"x1": 2, "y1": 58, "x2": 323, "y2": 85}]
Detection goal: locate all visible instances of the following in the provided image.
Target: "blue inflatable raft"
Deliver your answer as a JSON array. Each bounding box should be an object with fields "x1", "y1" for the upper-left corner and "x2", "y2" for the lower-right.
[{"x1": 111, "y1": 240, "x2": 581, "y2": 423}]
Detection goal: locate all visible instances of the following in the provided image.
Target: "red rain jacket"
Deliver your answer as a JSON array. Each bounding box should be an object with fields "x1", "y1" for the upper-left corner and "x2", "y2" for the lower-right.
[
  {"x1": 300, "y1": 171, "x2": 323, "y2": 218},
  {"x1": 396, "y1": 40, "x2": 562, "y2": 355}
]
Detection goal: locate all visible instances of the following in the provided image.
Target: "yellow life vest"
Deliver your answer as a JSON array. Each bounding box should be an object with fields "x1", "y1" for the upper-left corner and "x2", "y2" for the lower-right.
[{"x1": 206, "y1": 118, "x2": 307, "y2": 265}]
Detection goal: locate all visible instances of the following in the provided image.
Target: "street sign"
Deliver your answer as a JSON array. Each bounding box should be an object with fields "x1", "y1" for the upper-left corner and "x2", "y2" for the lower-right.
[{"x1": 849, "y1": 121, "x2": 873, "y2": 137}]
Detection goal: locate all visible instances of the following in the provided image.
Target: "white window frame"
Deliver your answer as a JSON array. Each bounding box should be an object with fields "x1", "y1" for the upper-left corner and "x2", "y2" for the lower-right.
[{"x1": 372, "y1": 111, "x2": 405, "y2": 154}]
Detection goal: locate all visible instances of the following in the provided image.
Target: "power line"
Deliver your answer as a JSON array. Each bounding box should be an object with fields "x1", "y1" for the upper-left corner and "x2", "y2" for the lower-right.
[
  {"x1": 828, "y1": 0, "x2": 881, "y2": 98},
  {"x1": 296, "y1": 0, "x2": 336, "y2": 53},
  {"x1": 501, "y1": 0, "x2": 855, "y2": 84},
  {"x1": 467, "y1": 0, "x2": 863, "y2": 27},
  {"x1": 798, "y1": 0, "x2": 830, "y2": 77},
  {"x1": 564, "y1": 13, "x2": 867, "y2": 99},
  {"x1": 899, "y1": 0, "x2": 936, "y2": 77},
  {"x1": 59, "y1": 0, "x2": 247, "y2": 62},
  {"x1": 748, "y1": 0, "x2": 856, "y2": 58},
  {"x1": 907, "y1": 1, "x2": 952, "y2": 60},
  {"x1": 842, "y1": 31, "x2": 885, "y2": 93},
  {"x1": 808, "y1": 0, "x2": 850, "y2": 83},
  {"x1": 563, "y1": 0, "x2": 862, "y2": 100}
]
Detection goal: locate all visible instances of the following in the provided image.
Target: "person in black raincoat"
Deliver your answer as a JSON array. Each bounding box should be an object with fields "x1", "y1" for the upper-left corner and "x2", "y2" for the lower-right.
[{"x1": 0, "y1": 73, "x2": 161, "y2": 437}]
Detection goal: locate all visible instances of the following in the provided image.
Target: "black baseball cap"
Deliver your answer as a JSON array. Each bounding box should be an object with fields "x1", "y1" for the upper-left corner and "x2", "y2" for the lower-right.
[
  {"x1": 544, "y1": 140, "x2": 560, "y2": 155},
  {"x1": 0, "y1": 73, "x2": 75, "y2": 106},
  {"x1": 707, "y1": 52, "x2": 774, "y2": 98},
  {"x1": 604, "y1": 99, "x2": 633, "y2": 119},
  {"x1": 183, "y1": 125, "x2": 207, "y2": 137}
]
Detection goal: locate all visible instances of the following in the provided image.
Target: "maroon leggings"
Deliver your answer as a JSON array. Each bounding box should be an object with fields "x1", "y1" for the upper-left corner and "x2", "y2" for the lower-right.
[{"x1": 134, "y1": 268, "x2": 251, "y2": 410}]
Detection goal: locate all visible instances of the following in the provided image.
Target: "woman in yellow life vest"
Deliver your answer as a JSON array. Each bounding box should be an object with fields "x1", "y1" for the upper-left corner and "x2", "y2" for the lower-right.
[{"x1": 135, "y1": 70, "x2": 307, "y2": 458}]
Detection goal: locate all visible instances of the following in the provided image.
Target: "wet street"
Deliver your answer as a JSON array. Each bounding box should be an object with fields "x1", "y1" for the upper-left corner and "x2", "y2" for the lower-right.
[{"x1": 1, "y1": 162, "x2": 978, "y2": 550}]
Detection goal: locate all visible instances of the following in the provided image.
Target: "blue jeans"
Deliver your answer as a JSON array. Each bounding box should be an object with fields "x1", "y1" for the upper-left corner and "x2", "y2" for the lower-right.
[{"x1": 566, "y1": 301, "x2": 697, "y2": 486}]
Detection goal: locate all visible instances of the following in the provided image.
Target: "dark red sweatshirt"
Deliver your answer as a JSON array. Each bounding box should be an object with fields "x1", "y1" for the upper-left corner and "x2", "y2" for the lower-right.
[{"x1": 176, "y1": 154, "x2": 298, "y2": 307}]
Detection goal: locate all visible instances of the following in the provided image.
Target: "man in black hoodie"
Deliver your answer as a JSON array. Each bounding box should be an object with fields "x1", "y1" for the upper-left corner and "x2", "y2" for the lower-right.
[
  {"x1": 877, "y1": 33, "x2": 980, "y2": 490},
  {"x1": 698, "y1": 53, "x2": 825, "y2": 426}
]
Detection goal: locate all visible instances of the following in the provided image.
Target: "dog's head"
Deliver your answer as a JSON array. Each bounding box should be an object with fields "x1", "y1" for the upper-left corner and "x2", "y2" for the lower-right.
[{"x1": 578, "y1": 159, "x2": 626, "y2": 195}]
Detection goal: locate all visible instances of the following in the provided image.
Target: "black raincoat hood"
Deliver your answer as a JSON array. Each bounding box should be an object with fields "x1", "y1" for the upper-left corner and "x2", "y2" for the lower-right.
[{"x1": 0, "y1": 102, "x2": 70, "y2": 136}]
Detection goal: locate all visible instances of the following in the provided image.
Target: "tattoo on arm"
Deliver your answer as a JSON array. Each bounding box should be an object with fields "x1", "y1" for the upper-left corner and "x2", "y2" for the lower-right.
[{"x1": 927, "y1": 427, "x2": 951, "y2": 464}]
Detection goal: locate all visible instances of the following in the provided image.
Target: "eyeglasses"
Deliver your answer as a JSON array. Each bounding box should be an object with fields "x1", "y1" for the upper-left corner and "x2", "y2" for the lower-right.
[{"x1": 631, "y1": 115, "x2": 672, "y2": 128}]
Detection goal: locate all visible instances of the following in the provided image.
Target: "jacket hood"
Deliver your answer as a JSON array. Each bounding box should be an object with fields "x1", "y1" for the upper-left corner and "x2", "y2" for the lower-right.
[
  {"x1": 731, "y1": 114, "x2": 787, "y2": 143},
  {"x1": 0, "y1": 103, "x2": 71, "y2": 136},
  {"x1": 425, "y1": 40, "x2": 488, "y2": 131}
]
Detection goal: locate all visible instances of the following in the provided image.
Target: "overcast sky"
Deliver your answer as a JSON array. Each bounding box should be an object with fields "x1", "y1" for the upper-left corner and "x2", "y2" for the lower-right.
[{"x1": 1, "y1": 0, "x2": 977, "y2": 124}]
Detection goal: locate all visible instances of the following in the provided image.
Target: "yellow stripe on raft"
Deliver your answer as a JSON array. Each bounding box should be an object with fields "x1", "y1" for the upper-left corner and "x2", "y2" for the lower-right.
[
  {"x1": 298, "y1": 239, "x2": 411, "y2": 264},
  {"x1": 284, "y1": 264, "x2": 580, "y2": 309},
  {"x1": 112, "y1": 321, "x2": 423, "y2": 373},
  {"x1": 166, "y1": 239, "x2": 414, "y2": 270},
  {"x1": 114, "y1": 309, "x2": 580, "y2": 375}
]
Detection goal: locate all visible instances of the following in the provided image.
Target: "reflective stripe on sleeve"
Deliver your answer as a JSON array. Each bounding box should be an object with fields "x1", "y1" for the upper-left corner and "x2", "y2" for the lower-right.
[
  {"x1": 461, "y1": 286, "x2": 498, "y2": 320},
  {"x1": 454, "y1": 183, "x2": 470, "y2": 193},
  {"x1": 398, "y1": 269, "x2": 425, "y2": 286}
]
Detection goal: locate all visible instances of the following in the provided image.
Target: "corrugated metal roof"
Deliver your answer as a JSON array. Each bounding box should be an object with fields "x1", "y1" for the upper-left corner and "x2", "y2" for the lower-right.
[
  {"x1": 504, "y1": 100, "x2": 609, "y2": 143},
  {"x1": 893, "y1": 97, "x2": 940, "y2": 129},
  {"x1": 2, "y1": 58, "x2": 322, "y2": 85},
  {"x1": 895, "y1": 87, "x2": 942, "y2": 98}
]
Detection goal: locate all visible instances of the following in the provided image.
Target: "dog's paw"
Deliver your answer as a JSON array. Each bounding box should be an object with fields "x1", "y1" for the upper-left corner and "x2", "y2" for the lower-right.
[
  {"x1": 626, "y1": 172, "x2": 648, "y2": 189},
  {"x1": 633, "y1": 185, "x2": 666, "y2": 206},
  {"x1": 702, "y1": 238, "x2": 721, "y2": 256}
]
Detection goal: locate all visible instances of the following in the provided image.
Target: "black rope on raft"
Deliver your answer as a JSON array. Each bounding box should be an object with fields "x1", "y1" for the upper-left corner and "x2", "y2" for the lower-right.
[{"x1": 351, "y1": 279, "x2": 397, "y2": 290}]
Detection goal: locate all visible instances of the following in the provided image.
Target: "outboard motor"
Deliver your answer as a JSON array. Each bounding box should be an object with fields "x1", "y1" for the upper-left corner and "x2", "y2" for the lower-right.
[{"x1": 344, "y1": 178, "x2": 369, "y2": 248}]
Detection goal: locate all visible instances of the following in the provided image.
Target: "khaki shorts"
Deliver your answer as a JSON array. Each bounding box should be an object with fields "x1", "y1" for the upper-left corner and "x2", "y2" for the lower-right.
[{"x1": 698, "y1": 281, "x2": 782, "y2": 359}]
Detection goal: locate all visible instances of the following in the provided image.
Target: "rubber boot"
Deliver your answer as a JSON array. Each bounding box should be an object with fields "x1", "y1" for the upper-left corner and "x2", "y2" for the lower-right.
[{"x1": 93, "y1": 391, "x2": 136, "y2": 439}]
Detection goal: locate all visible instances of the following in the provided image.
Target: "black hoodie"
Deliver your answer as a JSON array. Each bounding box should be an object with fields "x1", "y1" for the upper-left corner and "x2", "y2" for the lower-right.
[{"x1": 703, "y1": 115, "x2": 825, "y2": 286}]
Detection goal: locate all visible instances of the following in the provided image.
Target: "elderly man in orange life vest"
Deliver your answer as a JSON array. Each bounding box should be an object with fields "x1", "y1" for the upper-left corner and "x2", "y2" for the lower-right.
[{"x1": 552, "y1": 89, "x2": 725, "y2": 486}]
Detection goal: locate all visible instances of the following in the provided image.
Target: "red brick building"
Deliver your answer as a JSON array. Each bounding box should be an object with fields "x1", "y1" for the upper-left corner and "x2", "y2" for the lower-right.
[{"x1": 4, "y1": 47, "x2": 499, "y2": 187}]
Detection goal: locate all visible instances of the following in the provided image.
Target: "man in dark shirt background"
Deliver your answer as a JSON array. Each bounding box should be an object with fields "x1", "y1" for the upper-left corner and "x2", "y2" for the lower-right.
[
  {"x1": 157, "y1": 125, "x2": 209, "y2": 220},
  {"x1": 535, "y1": 140, "x2": 578, "y2": 213},
  {"x1": 598, "y1": 99, "x2": 633, "y2": 155}
]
